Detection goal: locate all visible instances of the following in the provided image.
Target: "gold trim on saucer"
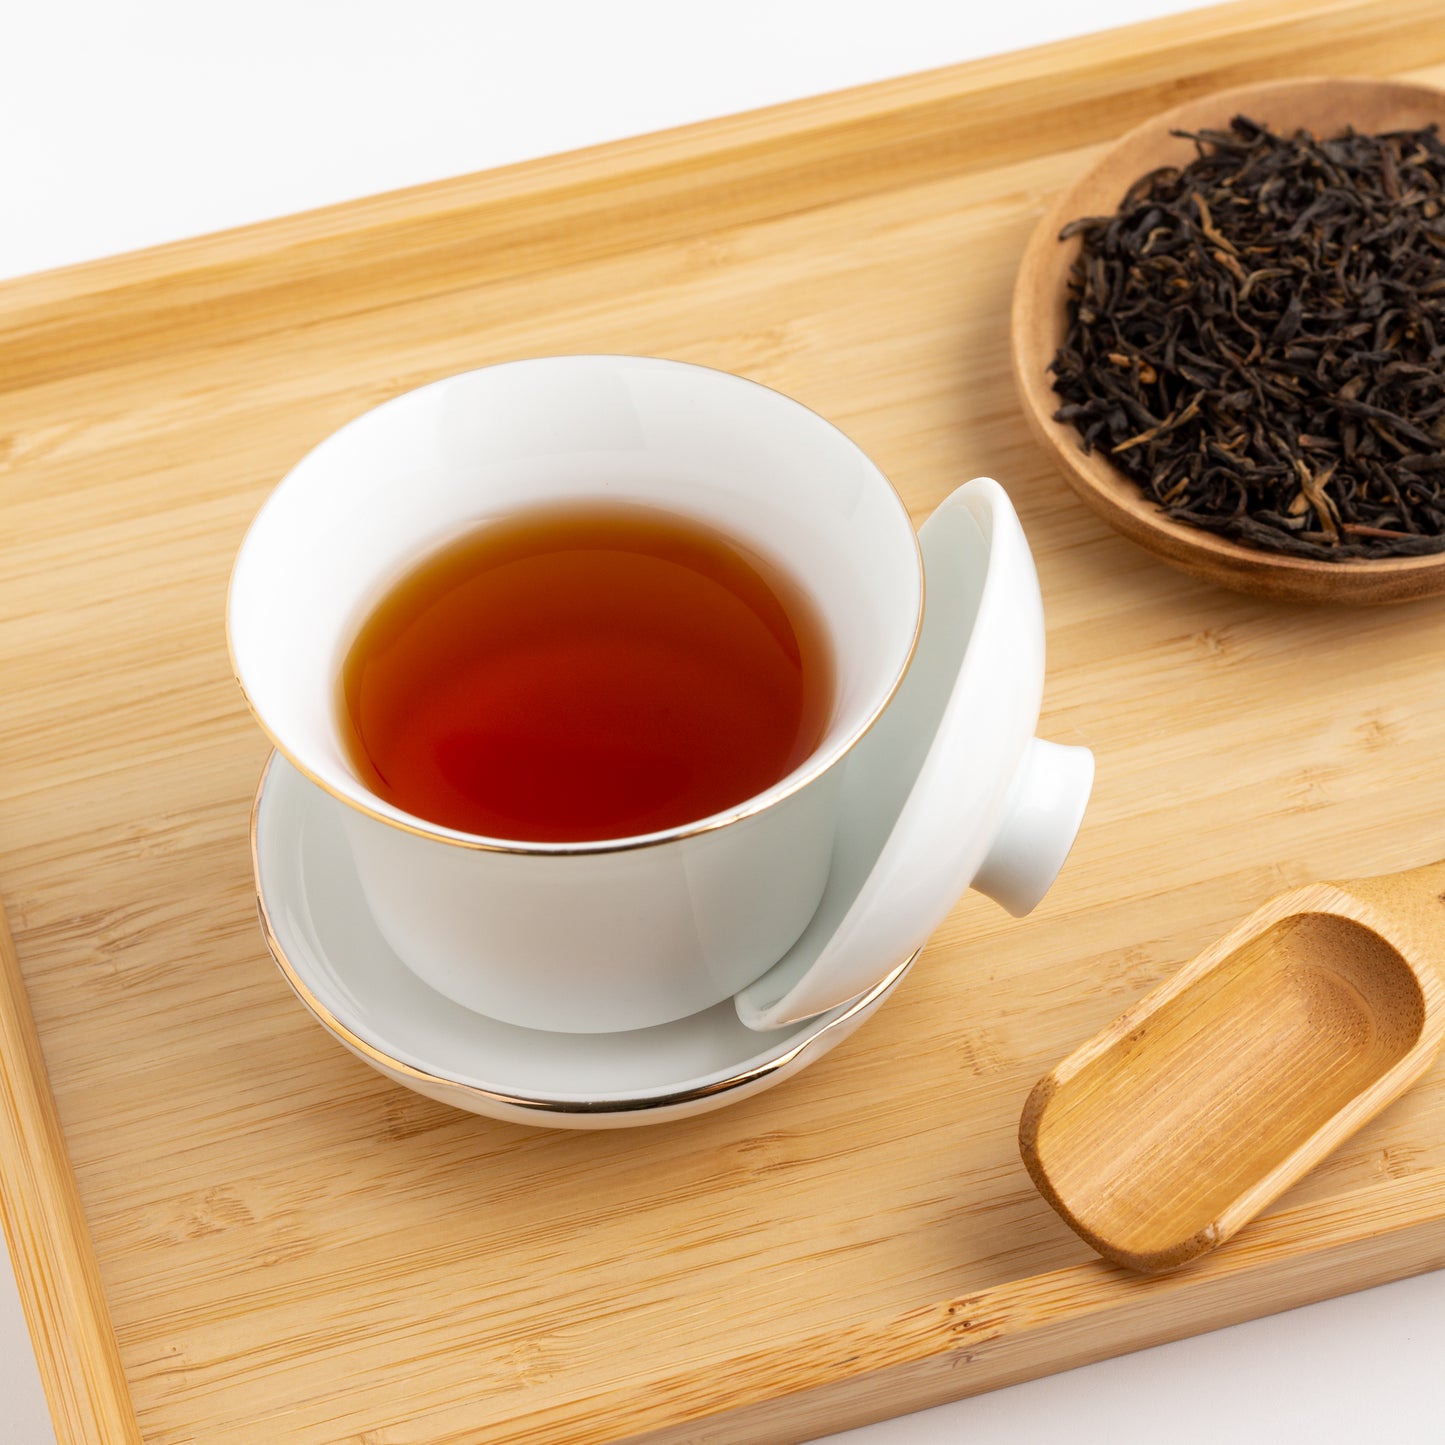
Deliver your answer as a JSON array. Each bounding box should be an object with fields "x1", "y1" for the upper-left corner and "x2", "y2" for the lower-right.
[{"x1": 250, "y1": 753, "x2": 919, "y2": 1116}]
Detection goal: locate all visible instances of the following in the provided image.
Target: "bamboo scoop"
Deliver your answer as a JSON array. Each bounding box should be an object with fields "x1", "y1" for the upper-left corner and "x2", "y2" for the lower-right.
[{"x1": 1019, "y1": 860, "x2": 1445, "y2": 1274}]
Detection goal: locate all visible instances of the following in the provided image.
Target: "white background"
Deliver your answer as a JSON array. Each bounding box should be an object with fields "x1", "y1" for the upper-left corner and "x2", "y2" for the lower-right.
[{"x1": 3, "y1": 3, "x2": 1445, "y2": 1442}]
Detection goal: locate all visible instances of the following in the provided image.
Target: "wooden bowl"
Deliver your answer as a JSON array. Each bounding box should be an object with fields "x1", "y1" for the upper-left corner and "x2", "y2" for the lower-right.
[{"x1": 1011, "y1": 77, "x2": 1445, "y2": 605}]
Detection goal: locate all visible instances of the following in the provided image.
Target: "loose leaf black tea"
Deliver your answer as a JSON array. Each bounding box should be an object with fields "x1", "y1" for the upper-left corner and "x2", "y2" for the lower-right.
[{"x1": 1050, "y1": 115, "x2": 1445, "y2": 561}]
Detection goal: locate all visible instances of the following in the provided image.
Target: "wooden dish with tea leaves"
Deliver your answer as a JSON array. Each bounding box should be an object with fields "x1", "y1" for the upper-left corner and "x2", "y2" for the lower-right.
[{"x1": 1011, "y1": 76, "x2": 1445, "y2": 605}]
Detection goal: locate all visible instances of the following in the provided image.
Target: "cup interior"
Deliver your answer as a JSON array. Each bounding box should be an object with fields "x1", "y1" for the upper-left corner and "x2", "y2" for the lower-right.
[{"x1": 228, "y1": 355, "x2": 922, "y2": 848}]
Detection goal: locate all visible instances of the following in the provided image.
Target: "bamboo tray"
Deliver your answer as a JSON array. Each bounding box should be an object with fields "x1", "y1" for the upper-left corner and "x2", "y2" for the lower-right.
[{"x1": 6, "y1": 2, "x2": 1445, "y2": 1440}]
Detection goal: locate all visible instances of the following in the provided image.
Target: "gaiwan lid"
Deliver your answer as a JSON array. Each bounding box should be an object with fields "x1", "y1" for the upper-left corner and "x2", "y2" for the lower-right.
[{"x1": 736, "y1": 477, "x2": 1093, "y2": 1031}]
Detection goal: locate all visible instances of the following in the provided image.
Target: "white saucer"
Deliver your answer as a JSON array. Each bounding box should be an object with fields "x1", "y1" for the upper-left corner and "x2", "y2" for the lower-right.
[{"x1": 251, "y1": 754, "x2": 917, "y2": 1129}]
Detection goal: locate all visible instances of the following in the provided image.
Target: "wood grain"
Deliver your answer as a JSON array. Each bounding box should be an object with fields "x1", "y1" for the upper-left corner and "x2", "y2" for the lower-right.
[
  {"x1": 4, "y1": 1, "x2": 1445, "y2": 1441},
  {"x1": 0, "y1": 906, "x2": 140, "y2": 1443}
]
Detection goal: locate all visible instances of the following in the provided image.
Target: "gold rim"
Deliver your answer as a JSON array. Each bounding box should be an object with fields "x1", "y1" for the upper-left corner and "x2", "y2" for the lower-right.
[
  {"x1": 250, "y1": 752, "x2": 919, "y2": 1115},
  {"x1": 226, "y1": 354, "x2": 925, "y2": 857}
]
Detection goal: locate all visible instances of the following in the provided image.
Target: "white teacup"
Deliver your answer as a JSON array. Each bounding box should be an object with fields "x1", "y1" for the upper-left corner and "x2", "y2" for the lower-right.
[{"x1": 229, "y1": 355, "x2": 929, "y2": 1033}]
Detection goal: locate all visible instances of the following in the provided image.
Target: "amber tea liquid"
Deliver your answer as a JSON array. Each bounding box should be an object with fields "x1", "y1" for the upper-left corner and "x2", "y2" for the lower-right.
[{"x1": 339, "y1": 503, "x2": 833, "y2": 843}]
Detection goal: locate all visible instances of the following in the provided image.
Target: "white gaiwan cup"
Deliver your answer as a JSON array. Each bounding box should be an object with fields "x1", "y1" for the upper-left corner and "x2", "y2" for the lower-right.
[{"x1": 228, "y1": 356, "x2": 1090, "y2": 1035}]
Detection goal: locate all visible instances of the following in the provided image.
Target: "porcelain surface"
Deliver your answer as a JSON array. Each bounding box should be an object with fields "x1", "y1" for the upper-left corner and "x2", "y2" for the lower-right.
[
  {"x1": 736, "y1": 478, "x2": 1095, "y2": 1029},
  {"x1": 230, "y1": 355, "x2": 923, "y2": 1033},
  {"x1": 252, "y1": 754, "x2": 917, "y2": 1129}
]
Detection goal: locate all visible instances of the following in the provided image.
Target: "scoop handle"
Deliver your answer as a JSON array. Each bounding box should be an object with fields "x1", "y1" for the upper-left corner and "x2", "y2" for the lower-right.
[{"x1": 1335, "y1": 859, "x2": 1445, "y2": 966}]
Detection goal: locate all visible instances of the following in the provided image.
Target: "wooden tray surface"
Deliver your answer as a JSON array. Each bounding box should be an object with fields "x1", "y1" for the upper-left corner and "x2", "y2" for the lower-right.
[{"x1": 5, "y1": 2, "x2": 1445, "y2": 1440}]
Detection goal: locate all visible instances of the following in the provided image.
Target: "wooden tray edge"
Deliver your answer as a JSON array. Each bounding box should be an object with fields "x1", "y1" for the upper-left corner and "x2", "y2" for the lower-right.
[
  {"x1": 624, "y1": 1171, "x2": 1445, "y2": 1443},
  {"x1": 3, "y1": 0, "x2": 1442, "y2": 397},
  {"x1": 0, "y1": 904, "x2": 141, "y2": 1444}
]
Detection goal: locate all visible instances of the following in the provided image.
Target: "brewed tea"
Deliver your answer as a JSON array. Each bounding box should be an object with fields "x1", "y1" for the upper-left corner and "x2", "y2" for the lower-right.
[{"x1": 339, "y1": 503, "x2": 832, "y2": 843}]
